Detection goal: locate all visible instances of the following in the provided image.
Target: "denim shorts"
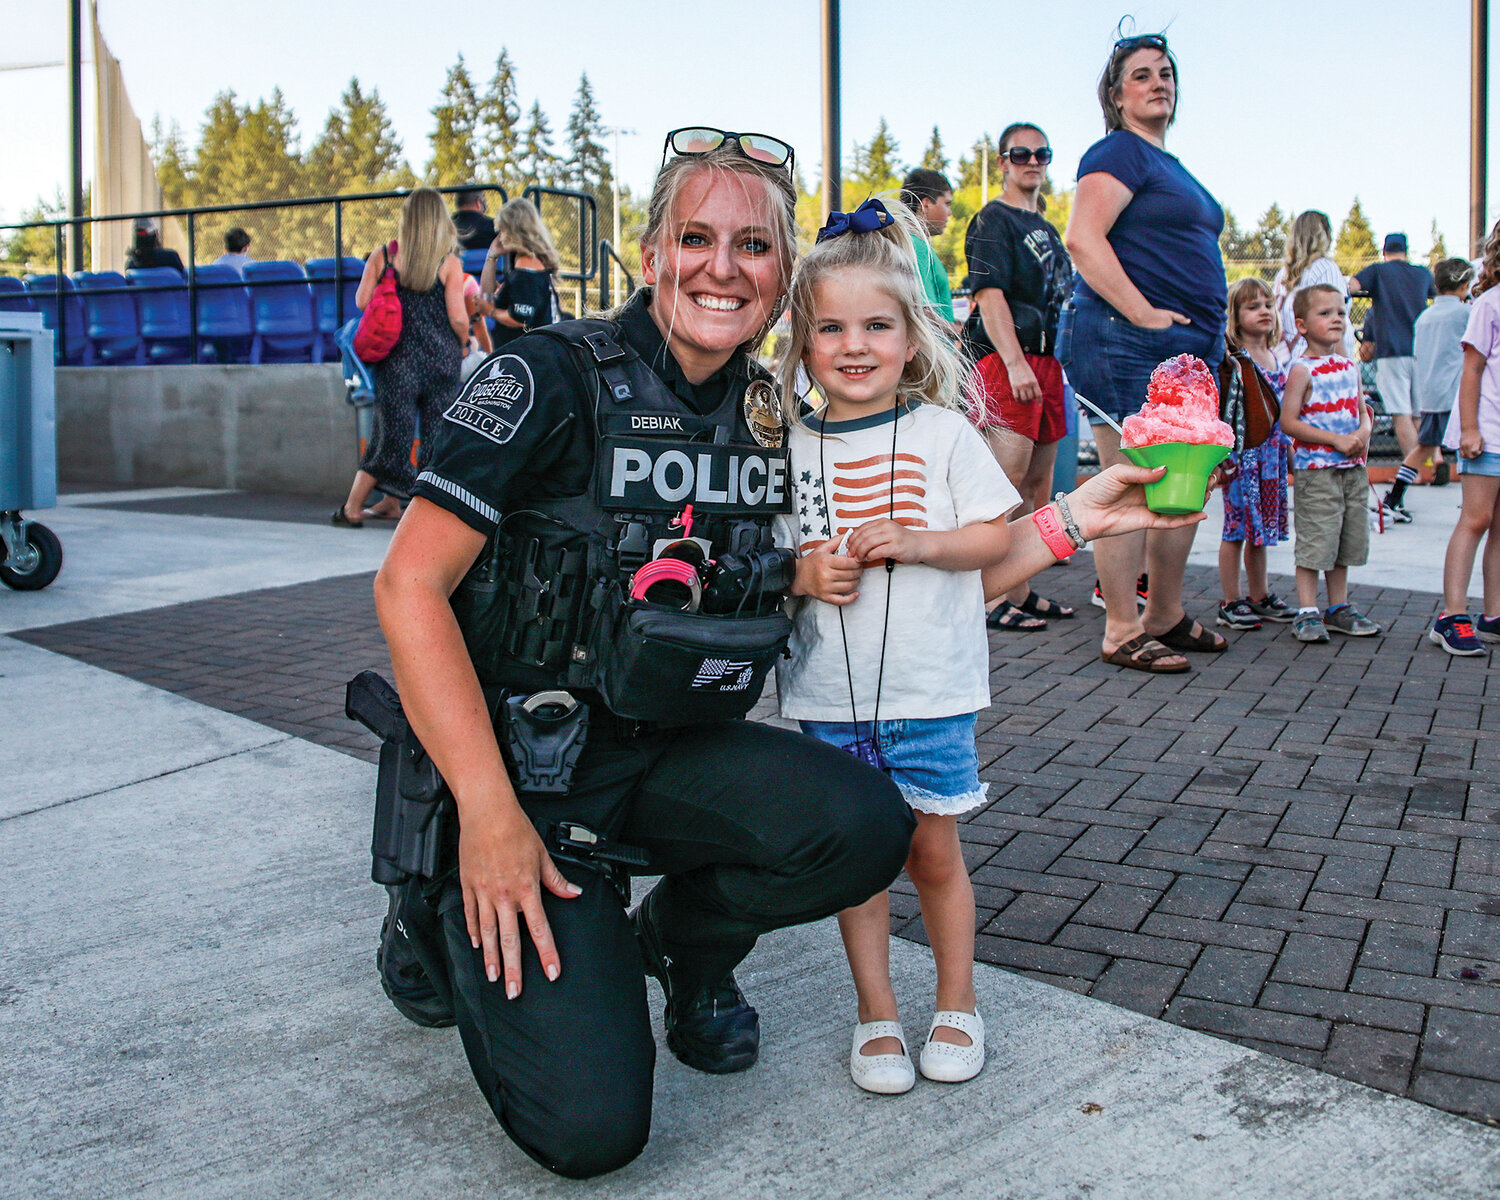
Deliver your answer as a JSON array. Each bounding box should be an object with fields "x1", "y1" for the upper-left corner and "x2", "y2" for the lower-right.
[
  {"x1": 1057, "y1": 296, "x2": 1225, "y2": 425},
  {"x1": 798, "y1": 713, "x2": 987, "y2": 816},
  {"x1": 1459, "y1": 451, "x2": 1500, "y2": 477}
]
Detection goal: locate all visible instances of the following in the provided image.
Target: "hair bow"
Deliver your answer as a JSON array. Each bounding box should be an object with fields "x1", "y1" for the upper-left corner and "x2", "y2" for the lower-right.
[{"x1": 816, "y1": 198, "x2": 895, "y2": 243}]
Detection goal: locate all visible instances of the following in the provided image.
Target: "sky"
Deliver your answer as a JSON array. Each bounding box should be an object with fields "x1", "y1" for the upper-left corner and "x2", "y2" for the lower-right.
[{"x1": 2, "y1": 0, "x2": 1494, "y2": 256}]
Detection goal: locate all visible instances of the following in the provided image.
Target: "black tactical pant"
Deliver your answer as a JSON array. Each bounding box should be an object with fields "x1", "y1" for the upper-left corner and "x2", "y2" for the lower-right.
[{"x1": 399, "y1": 718, "x2": 913, "y2": 1179}]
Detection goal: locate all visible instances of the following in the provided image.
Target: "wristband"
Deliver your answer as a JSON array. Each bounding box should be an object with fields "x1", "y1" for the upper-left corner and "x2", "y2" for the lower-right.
[
  {"x1": 1031, "y1": 504, "x2": 1077, "y2": 561},
  {"x1": 1053, "y1": 492, "x2": 1087, "y2": 548}
]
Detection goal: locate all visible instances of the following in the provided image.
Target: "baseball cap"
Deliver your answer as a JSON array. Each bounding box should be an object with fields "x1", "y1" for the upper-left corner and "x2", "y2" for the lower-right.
[{"x1": 1383, "y1": 232, "x2": 1408, "y2": 254}]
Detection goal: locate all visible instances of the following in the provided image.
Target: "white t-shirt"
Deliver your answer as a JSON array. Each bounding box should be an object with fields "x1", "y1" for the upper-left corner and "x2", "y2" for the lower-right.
[
  {"x1": 1274, "y1": 257, "x2": 1356, "y2": 362},
  {"x1": 1443, "y1": 286, "x2": 1500, "y2": 452},
  {"x1": 774, "y1": 401, "x2": 1021, "y2": 722}
]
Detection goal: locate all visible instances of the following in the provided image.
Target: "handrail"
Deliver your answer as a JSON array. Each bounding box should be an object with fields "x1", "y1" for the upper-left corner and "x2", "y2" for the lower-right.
[{"x1": 597, "y1": 238, "x2": 635, "y2": 309}]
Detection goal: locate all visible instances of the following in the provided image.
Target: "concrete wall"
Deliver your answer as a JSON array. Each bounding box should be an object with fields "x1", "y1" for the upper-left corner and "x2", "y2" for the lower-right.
[{"x1": 56, "y1": 364, "x2": 357, "y2": 497}]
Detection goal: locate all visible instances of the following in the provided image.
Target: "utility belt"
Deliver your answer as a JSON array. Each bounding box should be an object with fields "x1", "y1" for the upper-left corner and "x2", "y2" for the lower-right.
[{"x1": 346, "y1": 670, "x2": 654, "y2": 886}]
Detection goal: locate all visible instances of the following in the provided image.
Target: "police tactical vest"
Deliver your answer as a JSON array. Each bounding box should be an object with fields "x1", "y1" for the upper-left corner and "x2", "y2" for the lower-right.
[{"x1": 451, "y1": 317, "x2": 791, "y2": 701}]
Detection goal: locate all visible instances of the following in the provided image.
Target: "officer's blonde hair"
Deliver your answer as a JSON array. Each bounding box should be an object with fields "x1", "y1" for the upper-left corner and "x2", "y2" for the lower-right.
[
  {"x1": 638, "y1": 144, "x2": 799, "y2": 352},
  {"x1": 398, "y1": 188, "x2": 458, "y2": 292},
  {"x1": 776, "y1": 197, "x2": 975, "y2": 424}
]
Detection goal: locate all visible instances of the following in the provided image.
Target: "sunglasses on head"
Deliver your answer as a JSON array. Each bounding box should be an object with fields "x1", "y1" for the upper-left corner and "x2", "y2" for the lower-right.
[
  {"x1": 1001, "y1": 146, "x2": 1053, "y2": 166},
  {"x1": 662, "y1": 127, "x2": 795, "y2": 173},
  {"x1": 1114, "y1": 32, "x2": 1168, "y2": 54}
]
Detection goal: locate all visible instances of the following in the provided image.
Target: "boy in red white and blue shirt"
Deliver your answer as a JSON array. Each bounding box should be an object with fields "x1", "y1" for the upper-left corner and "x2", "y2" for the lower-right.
[{"x1": 1279, "y1": 284, "x2": 1382, "y2": 642}]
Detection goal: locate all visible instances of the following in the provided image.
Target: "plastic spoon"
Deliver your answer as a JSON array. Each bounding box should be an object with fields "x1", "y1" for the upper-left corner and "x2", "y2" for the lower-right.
[{"x1": 1074, "y1": 391, "x2": 1126, "y2": 439}]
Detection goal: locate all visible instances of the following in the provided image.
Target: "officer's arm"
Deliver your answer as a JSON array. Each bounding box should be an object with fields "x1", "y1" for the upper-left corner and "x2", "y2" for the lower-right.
[{"x1": 375, "y1": 499, "x2": 580, "y2": 997}]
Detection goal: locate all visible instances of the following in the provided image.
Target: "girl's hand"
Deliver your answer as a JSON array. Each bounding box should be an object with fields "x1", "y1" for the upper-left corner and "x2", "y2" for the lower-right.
[
  {"x1": 1005, "y1": 357, "x2": 1041, "y2": 404},
  {"x1": 846, "y1": 519, "x2": 924, "y2": 565},
  {"x1": 792, "y1": 536, "x2": 863, "y2": 604},
  {"x1": 1069, "y1": 464, "x2": 1209, "y2": 542},
  {"x1": 1461, "y1": 430, "x2": 1485, "y2": 458},
  {"x1": 1132, "y1": 307, "x2": 1191, "y2": 330}
]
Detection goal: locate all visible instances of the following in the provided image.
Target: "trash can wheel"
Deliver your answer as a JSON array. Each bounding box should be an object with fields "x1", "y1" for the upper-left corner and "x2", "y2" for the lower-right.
[{"x1": 0, "y1": 521, "x2": 63, "y2": 590}]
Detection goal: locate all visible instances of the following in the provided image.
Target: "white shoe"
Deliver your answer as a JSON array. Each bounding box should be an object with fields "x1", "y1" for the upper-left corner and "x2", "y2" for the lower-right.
[
  {"x1": 919, "y1": 1009, "x2": 985, "y2": 1083},
  {"x1": 849, "y1": 1020, "x2": 915, "y2": 1095}
]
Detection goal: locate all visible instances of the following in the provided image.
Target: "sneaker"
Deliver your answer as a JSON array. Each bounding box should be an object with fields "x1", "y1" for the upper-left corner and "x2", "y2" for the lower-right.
[
  {"x1": 1379, "y1": 499, "x2": 1414, "y2": 524},
  {"x1": 1247, "y1": 592, "x2": 1295, "y2": 623},
  {"x1": 1476, "y1": 614, "x2": 1500, "y2": 644},
  {"x1": 1293, "y1": 611, "x2": 1330, "y2": 643},
  {"x1": 634, "y1": 891, "x2": 760, "y2": 1074},
  {"x1": 1434, "y1": 461, "x2": 1451, "y2": 487},
  {"x1": 1216, "y1": 598, "x2": 1263, "y2": 629},
  {"x1": 1091, "y1": 575, "x2": 1149, "y2": 610},
  {"x1": 1431, "y1": 614, "x2": 1486, "y2": 655},
  {"x1": 377, "y1": 884, "x2": 456, "y2": 1028},
  {"x1": 1090, "y1": 579, "x2": 1106, "y2": 609},
  {"x1": 1325, "y1": 605, "x2": 1381, "y2": 637}
]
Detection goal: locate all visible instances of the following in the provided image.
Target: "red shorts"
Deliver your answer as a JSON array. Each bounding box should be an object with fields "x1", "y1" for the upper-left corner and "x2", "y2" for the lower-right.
[{"x1": 974, "y1": 353, "x2": 1067, "y2": 444}]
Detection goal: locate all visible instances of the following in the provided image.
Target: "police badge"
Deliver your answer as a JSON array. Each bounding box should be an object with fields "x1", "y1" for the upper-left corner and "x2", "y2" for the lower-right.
[{"x1": 742, "y1": 379, "x2": 785, "y2": 449}]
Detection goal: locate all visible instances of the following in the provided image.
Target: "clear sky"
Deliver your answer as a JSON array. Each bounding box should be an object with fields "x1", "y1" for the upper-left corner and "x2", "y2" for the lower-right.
[{"x1": 2, "y1": 0, "x2": 1494, "y2": 255}]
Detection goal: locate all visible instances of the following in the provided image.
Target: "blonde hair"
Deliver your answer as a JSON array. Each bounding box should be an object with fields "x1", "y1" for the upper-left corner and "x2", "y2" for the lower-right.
[
  {"x1": 397, "y1": 188, "x2": 457, "y2": 292},
  {"x1": 496, "y1": 197, "x2": 562, "y2": 274},
  {"x1": 776, "y1": 197, "x2": 974, "y2": 424},
  {"x1": 638, "y1": 145, "x2": 799, "y2": 353},
  {"x1": 1473, "y1": 218, "x2": 1500, "y2": 299},
  {"x1": 1283, "y1": 210, "x2": 1332, "y2": 291},
  {"x1": 1226, "y1": 276, "x2": 1280, "y2": 351}
]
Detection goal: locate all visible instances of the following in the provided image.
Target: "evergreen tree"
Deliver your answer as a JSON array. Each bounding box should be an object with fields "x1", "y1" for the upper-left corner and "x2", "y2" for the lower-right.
[
  {"x1": 521, "y1": 100, "x2": 557, "y2": 188},
  {"x1": 222, "y1": 89, "x2": 303, "y2": 206},
  {"x1": 428, "y1": 55, "x2": 479, "y2": 186},
  {"x1": 151, "y1": 117, "x2": 193, "y2": 208},
  {"x1": 956, "y1": 136, "x2": 1000, "y2": 193},
  {"x1": 847, "y1": 118, "x2": 901, "y2": 198},
  {"x1": 308, "y1": 78, "x2": 406, "y2": 196},
  {"x1": 1335, "y1": 197, "x2": 1378, "y2": 275},
  {"x1": 1428, "y1": 219, "x2": 1448, "y2": 268},
  {"x1": 193, "y1": 91, "x2": 245, "y2": 204},
  {"x1": 477, "y1": 48, "x2": 523, "y2": 192},
  {"x1": 1, "y1": 187, "x2": 90, "y2": 272},
  {"x1": 1252, "y1": 203, "x2": 1289, "y2": 267},
  {"x1": 564, "y1": 73, "x2": 611, "y2": 194},
  {"x1": 921, "y1": 126, "x2": 948, "y2": 174}
]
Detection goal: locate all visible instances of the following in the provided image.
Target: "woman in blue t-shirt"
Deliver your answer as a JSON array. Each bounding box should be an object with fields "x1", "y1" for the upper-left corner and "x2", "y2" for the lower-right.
[{"x1": 1059, "y1": 31, "x2": 1229, "y2": 673}]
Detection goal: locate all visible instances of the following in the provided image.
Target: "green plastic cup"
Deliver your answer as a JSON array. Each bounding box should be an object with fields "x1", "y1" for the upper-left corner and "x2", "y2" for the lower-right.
[{"x1": 1121, "y1": 442, "x2": 1233, "y2": 514}]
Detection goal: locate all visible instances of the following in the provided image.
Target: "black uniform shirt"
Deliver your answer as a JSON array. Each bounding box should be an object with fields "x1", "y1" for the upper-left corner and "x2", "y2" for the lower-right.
[{"x1": 414, "y1": 288, "x2": 749, "y2": 537}]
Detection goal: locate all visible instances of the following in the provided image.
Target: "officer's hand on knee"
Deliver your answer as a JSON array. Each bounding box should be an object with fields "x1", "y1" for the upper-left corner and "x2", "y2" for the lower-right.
[{"x1": 459, "y1": 801, "x2": 581, "y2": 999}]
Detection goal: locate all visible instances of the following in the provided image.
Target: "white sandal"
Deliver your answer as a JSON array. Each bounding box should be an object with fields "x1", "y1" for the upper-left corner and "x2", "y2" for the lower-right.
[
  {"x1": 919, "y1": 1009, "x2": 985, "y2": 1083},
  {"x1": 849, "y1": 1020, "x2": 916, "y2": 1095}
]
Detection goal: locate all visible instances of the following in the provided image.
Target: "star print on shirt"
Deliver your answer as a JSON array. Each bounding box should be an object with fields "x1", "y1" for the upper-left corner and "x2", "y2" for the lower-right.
[{"x1": 797, "y1": 451, "x2": 930, "y2": 553}]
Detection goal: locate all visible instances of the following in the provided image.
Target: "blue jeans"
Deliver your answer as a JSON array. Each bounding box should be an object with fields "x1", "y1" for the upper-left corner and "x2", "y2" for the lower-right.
[
  {"x1": 799, "y1": 714, "x2": 987, "y2": 816},
  {"x1": 1058, "y1": 295, "x2": 1225, "y2": 425}
]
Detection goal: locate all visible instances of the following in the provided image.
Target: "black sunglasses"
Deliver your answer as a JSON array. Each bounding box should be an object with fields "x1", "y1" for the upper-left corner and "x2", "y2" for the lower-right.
[
  {"x1": 662, "y1": 127, "x2": 795, "y2": 173},
  {"x1": 1114, "y1": 32, "x2": 1168, "y2": 54},
  {"x1": 1001, "y1": 146, "x2": 1053, "y2": 166}
]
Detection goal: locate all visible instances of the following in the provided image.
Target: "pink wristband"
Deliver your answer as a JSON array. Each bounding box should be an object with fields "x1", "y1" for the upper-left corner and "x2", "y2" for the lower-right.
[{"x1": 1031, "y1": 504, "x2": 1077, "y2": 561}]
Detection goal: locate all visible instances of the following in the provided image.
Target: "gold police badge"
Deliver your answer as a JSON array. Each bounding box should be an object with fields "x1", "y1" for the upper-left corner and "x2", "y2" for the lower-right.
[{"x1": 742, "y1": 379, "x2": 785, "y2": 449}]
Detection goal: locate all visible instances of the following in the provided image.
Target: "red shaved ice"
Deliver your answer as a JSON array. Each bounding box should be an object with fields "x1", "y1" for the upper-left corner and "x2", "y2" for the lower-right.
[{"x1": 1119, "y1": 354, "x2": 1234, "y2": 448}]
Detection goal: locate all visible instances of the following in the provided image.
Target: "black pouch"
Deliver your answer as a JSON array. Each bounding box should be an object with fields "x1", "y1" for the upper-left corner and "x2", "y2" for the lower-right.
[
  {"x1": 502, "y1": 690, "x2": 590, "y2": 793},
  {"x1": 587, "y1": 592, "x2": 791, "y2": 724}
]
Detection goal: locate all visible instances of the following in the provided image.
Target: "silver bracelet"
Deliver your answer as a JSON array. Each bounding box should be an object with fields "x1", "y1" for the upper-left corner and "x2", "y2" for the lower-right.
[{"x1": 1053, "y1": 492, "x2": 1087, "y2": 549}]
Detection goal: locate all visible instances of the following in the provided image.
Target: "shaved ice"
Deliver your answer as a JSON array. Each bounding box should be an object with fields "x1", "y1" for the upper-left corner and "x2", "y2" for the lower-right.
[{"x1": 1120, "y1": 354, "x2": 1233, "y2": 449}]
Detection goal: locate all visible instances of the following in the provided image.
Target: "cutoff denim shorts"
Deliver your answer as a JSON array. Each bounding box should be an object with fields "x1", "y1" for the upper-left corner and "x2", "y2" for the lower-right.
[
  {"x1": 799, "y1": 713, "x2": 988, "y2": 816},
  {"x1": 1459, "y1": 451, "x2": 1500, "y2": 477}
]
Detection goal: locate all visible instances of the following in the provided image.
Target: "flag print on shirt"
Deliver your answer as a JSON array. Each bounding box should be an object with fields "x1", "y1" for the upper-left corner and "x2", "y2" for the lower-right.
[{"x1": 797, "y1": 451, "x2": 930, "y2": 553}]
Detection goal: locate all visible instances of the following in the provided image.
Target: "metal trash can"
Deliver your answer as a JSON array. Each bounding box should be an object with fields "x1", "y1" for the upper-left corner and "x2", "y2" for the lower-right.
[{"x1": 0, "y1": 312, "x2": 63, "y2": 590}]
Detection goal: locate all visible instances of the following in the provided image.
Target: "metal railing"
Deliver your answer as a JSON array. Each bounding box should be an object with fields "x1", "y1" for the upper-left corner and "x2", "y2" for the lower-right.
[{"x1": 597, "y1": 239, "x2": 636, "y2": 310}]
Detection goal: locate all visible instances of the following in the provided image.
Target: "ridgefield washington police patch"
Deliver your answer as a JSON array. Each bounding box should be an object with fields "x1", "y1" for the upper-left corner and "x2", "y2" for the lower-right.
[{"x1": 443, "y1": 354, "x2": 535, "y2": 444}]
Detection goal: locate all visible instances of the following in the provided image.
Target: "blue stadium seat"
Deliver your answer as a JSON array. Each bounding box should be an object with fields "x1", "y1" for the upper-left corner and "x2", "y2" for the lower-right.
[
  {"x1": 244, "y1": 260, "x2": 319, "y2": 364},
  {"x1": 75, "y1": 271, "x2": 143, "y2": 364},
  {"x1": 25, "y1": 275, "x2": 91, "y2": 365},
  {"x1": 462, "y1": 247, "x2": 491, "y2": 281},
  {"x1": 306, "y1": 256, "x2": 364, "y2": 360},
  {"x1": 127, "y1": 267, "x2": 192, "y2": 364},
  {"x1": 191, "y1": 265, "x2": 252, "y2": 363},
  {"x1": 0, "y1": 276, "x2": 36, "y2": 314}
]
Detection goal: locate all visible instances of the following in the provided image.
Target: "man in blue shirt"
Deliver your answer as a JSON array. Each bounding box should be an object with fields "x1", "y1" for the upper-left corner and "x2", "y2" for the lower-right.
[{"x1": 1350, "y1": 233, "x2": 1436, "y2": 518}]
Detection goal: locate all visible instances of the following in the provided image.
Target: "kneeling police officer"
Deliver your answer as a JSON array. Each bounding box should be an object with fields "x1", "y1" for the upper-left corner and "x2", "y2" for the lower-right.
[{"x1": 359, "y1": 132, "x2": 915, "y2": 1179}]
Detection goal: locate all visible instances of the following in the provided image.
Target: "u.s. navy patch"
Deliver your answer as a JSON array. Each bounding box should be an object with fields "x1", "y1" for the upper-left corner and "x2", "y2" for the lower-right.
[{"x1": 443, "y1": 354, "x2": 534, "y2": 444}]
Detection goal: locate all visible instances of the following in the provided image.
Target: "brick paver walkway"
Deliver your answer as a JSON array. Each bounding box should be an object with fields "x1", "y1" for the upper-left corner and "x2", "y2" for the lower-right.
[{"x1": 17, "y1": 557, "x2": 1500, "y2": 1127}]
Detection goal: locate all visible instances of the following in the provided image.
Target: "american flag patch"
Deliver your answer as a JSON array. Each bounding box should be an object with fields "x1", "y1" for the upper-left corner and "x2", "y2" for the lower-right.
[{"x1": 691, "y1": 658, "x2": 756, "y2": 691}]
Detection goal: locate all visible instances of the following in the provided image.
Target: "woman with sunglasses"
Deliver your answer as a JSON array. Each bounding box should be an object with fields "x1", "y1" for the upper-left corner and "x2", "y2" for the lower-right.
[
  {"x1": 1059, "y1": 31, "x2": 1230, "y2": 673},
  {"x1": 364, "y1": 125, "x2": 1211, "y2": 1177},
  {"x1": 963, "y1": 122, "x2": 1076, "y2": 631}
]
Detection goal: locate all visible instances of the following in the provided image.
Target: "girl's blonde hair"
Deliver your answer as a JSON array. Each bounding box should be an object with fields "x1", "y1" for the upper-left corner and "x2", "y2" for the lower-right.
[
  {"x1": 1283, "y1": 210, "x2": 1333, "y2": 291},
  {"x1": 496, "y1": 198, "x2": 562, "y2": 274},
  {"x1": 1226, "y1": 276, "x2": 1280, "y2": 351},
  {"x1": 637, "y1": 144, "x2": 799, "y2": 353},
  {"x1": 1473, "y1": 218, "x2": 1500, "y2": 299},
  {"x1": 776, "y1": 197, "x2": 974, "y2": 424},
  {"x1": 397, "y1": 188, "x2": 457, "y2": 292}
]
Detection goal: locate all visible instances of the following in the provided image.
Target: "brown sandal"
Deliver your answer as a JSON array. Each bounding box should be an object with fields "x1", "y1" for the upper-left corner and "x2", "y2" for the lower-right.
[
  {"x1": 1101, "y1": 635, "x2": 1191, "y2": 673},
  {"x1": 1153, "y1": 614, "x2": 1227, "y2": 653}
]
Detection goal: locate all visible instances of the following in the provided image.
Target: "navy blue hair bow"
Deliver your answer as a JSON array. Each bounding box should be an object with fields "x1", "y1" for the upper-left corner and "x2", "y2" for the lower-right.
[{"x1": 816, "y1": 198, "x2": 895, "y2": 243}]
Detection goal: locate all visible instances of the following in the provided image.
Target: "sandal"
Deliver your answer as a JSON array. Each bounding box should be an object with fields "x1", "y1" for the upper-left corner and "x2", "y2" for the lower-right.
[
  {"x1": 918, "y1": 1009, "x2": 985, "y2": 1083},
  {"x1": 1100, "y1": 635, "x2": 1190, "y2": 673},
  {"x1": 1018, "y1": 591, "x2": 1076, "y2": 620},
  {"x1": 330, "y1": 508, "x2": 364, "y2": 529},
  {"x1": 1152, "y1": 614, "x2": 1227, "y2": 653},
  {"x1": 850, "y1": 1020, "x2": 916, "y2": 1095},
  {"x1": 987, "y1": 600, "x2": 1047, "y2": 631}
]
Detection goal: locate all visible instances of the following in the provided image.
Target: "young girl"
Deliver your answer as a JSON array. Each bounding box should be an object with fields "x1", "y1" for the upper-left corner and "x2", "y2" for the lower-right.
[
  {"x1": 774, "y1": 200, "x2": 1021, "y2": 1094},
  {"x1": 1216, "y1": 277, "x2": 1293, "y2": 629},
  {"x1": 1432, "y1": 221, "x2": 1500, "y2": 656}
]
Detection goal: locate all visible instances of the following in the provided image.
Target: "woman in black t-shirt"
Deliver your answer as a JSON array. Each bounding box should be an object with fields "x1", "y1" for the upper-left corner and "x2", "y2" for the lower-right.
[{"x1": 478, "y1": 197, "x2": 563, "y2": 349}]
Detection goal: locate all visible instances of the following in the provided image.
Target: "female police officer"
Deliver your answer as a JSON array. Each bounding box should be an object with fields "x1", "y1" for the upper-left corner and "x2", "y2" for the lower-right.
[{"x1": 370, "y1": 128, "x2": 1207, "y2": 1179}]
